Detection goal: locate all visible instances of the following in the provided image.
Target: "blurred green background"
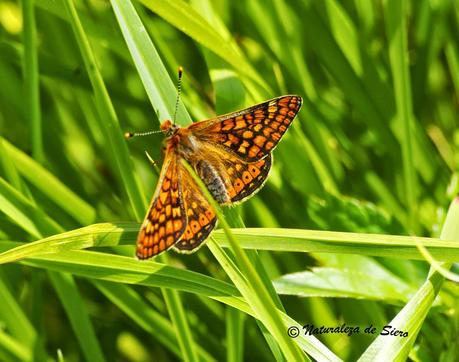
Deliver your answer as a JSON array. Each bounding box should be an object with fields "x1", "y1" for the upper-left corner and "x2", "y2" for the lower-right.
[{"x1": 0, "y1": 0, "x2": 458, "y2": 361}]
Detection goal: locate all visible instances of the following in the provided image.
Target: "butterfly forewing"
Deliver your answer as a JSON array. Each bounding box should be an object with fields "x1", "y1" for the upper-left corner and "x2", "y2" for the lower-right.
[
  {"x1": 173, "y1": 165, "x2": 217, "y2": 253},
  {"x1": 136, "y1": 150, "x2": 187, "y2": 259},
  {"x1": 192, "y1": 95, "x2": 302, "y2": 162}
]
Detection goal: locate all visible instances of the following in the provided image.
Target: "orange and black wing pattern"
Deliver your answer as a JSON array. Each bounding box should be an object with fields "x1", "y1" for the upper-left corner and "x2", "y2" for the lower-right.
[
  {"x1": 226, "y1": 154, "x2": 272, "y2": 203},
  {"x1": 207, "y1": 148, "x2": 272, "y2": 204},
  {"x1": 192, "y1": 95, "x2": 302, "y2": 162},
  {"x1": 136, "y1": 151, "x2": 186, "y2": 259},
  {"x1": 173, "y1": 165, "x2": 217, "y2": 253}
]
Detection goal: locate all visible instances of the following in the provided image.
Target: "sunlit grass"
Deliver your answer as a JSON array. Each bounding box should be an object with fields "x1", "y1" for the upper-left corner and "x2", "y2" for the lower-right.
[{"x1": 0, "y1": 0, "x2": 458, "y2": 360}]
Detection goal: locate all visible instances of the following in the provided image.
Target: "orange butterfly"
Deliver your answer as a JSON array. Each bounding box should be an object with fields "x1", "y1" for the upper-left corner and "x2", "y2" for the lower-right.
[{"x1": 136, "y1": 95, "x2": 302, "y2": 259}]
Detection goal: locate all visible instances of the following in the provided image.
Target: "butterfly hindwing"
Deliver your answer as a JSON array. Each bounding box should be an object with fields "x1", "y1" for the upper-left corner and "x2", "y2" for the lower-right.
[
  {"x1": 227, "y1": 154, "x2": 272, "y2": 203},
  {"x1": 136, "y1": 150, "x2": 187, "y2": 259},
  {"x1": 191, "y1": 95, "x2": 302, "y2": 162},
  {"x1": 189, "y1": 145, "x2": 272, "y2": 205},
  {"x1": 173, "y1": 164, "x2": 217, "y2": 253}
]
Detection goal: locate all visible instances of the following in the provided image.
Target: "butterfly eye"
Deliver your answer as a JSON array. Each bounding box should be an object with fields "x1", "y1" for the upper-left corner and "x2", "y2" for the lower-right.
[{"x1": 160, "y1": 119, "x2": 173, "y2": 131}]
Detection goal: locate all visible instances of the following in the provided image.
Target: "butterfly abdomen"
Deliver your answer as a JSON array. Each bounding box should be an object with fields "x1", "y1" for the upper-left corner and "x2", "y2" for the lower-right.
[{"x1": 196, "y1": 160, "x2": 230, "y2": 204}]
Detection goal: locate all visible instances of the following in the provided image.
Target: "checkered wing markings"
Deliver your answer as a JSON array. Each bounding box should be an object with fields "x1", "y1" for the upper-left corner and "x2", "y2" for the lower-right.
[
  {"x1": 174, "y1": 166, "x2": 217, "y2": 252},
  {"x1": 222, "y1": 153, "x2": 272, "y2": 203},
  {"x1": 136, "y1": 153, "x2": 186, "y2": 259},
  {"x1": 192, "y1": 95, "x2": 302, "y2": 162}
]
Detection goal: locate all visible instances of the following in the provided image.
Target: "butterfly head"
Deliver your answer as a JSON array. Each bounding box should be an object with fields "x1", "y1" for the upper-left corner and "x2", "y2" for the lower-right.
[{"x1": 160, "y1": 119, "x2": 179, "y2": 137}]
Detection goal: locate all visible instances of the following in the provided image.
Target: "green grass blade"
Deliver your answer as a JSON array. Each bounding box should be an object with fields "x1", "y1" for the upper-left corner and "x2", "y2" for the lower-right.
[
  {"x1": 4, "y1": 222, "x2": 459, "y2": 263},
  {"x1": 22, "y1": 0, "x2": 43, "y2": 162},
  {"x1": 62, "y1": 0, "x2": 146, "y2": 220},
  {"x1": 226, "y1": 307, "x2": 245, "y2": 362},
  {"x1": 358, "y1": 196, "x2": 459, "y2": 360},
  {"x1": 162, "y1": 284, "x2": 199, "y2": 362},
  {"x1": 0, "y1": 176, "x2": 65, "y2": 238},
  {"x1": 273, "y1": 266, "x2": 414, "y2": 303},
  {"x1": 213, "y1": 228, "x2": 459, "y2": 261},
  {"x1": 94, "y1": 281, "x2": 217, "y2": 362},
  {"x1": 137, "y1": 0, "x2": 269, "y2": 94},
  {"x1": 384, "y1": 0, "x2": 418, "y2": 233},
  {"x1": 0, "y1": 223, "x2": 132, "y2": 263},
  {"x1": 0, "y1": 272, "x2": 37, "y2": 348},
  {"x1": 110, "y1": 0, "x2": 191, "y2": 125},
  {"x1": 49, "y1": 271, "x2": 105, "y2": 362},
  {"x1": 0, "y1": 138, "x2": 29, "y2": 198},
  {"x1": 181, "y1": 161, "x2": 308, "y2": 361},
  {"x1": 1, "y1": 138, "x2": 95, "y2": 225},
  {"x1": 0, "y1": 330, "x2": 31, "y2": 362},
  {"x1": 445, "y1": 41, "x2": 459, "y2": 96},
  {"x1": 11, "y1": 248, "x2": 238, "y2": 297}
]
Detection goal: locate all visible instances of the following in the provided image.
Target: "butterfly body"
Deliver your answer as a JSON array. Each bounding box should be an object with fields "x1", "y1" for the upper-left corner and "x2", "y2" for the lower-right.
[
  {"x1": 136, "y1": 95, "x2": 302, "y2": 259},
  {"x1": 160, "y1": 121, "x2": 233, "y2": 204}
]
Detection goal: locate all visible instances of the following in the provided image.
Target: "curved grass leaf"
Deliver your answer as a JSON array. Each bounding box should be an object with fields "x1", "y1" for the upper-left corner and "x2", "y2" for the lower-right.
[
  {"x1": 62, "y1": 0, "x2": 146, "y2": 220},
  {"x1": 0, "y1": 272, "x2": 37, "y2": 349},
  {"x1": 212, "y1": 287, "x2": 342, "y2": 362},
  {"x1": 49, "y1": 271, "x2": 105, "y2": 362},
  {"x1": 94, "y1": 281, "x2": 217, "y2": 362},
  {"x1": 0, "y1": 239, "x2": 340, "y2": 361},
  {"x1": 0, "y1": 330, "x2": 31, "y2": 362},
  {"x1": 385, "y1": 0, "x2": 418, "y2": 234},
  {"x1": 137, "y1": 0, "x2": 269, "y2": 94},
  {"x1": 111, "y1": 0, "x2": 191, "y2": 125},
  {"x1": 358, "y1": 196, "x2": 459, "y2": 360},
  {"x1": 3, "y1": 223, "x2": 459, "y2": 264},
  {"x1": 1, "y1": 138, "x2": 95, "y2": 226},
  {"x1": 22, "y1": 0, "x2": 43, "y2": 162},
  {"x1": 273, "y1": 267, "x2": 414, "y2": 303}
]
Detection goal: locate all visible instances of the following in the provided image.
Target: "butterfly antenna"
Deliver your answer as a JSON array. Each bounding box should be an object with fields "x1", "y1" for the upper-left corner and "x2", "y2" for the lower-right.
[
  {"x1": 173, "y1": 66, "x2": 183, "y2": 125},
  {"x1": 124, "y1": 129, "x2": 163, "y2": 139}
]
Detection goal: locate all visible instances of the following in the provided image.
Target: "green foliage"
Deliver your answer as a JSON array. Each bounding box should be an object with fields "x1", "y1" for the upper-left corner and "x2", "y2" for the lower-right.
[{"x1": 0, "y1": 0, "x2": 458, "y2": 360}]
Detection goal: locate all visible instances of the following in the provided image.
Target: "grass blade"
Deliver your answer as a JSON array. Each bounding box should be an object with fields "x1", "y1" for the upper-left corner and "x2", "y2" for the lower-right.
[
  {"x1": 226, "y1": 307, "x2": 245, "y2": 362},
  {"x1": 358, "y1": 196, "x2": 459, "y2": 360},
  {"x1": 22, "y1": 0, "x2": 43, "y2": 162},
  {"x1": 181, "y1": 161, "x2": 308, "y2": 361},
  {"x1": 0, "y1": 330, "x2": 31, "y2": 362},
  {"x1": 94, "y1": 281, "x2": 217, "y2": 362},
  {"x1": 49, "y1": 272, "x2": 105, "y2": 362},
  {"x1": 111, "y1": 0, "x2": 191, "y2": 125},
  {"x1": 1, "y1": 138, "x2": 95, "y2": 226},
  {"x1": 137, "y1": 0, "x2": 269, "y2": 94},
  {"x1": 384, "y1": 0, "x2": 418, "y2": 233},
  {"x1": 0, "y1": 272, "x2": 37, "y2": 349},
  {"x1": 4, "y1": 222, "x2": 459, "y2": 263},
  {"x1": 62, "y1": 0, "x2": 146, "y2": 220}
]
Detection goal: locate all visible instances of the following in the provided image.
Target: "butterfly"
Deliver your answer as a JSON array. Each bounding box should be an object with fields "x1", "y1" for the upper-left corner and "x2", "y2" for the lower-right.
[{"x1": 136, "y1": 95, "x2": 302, "y2": 259}]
